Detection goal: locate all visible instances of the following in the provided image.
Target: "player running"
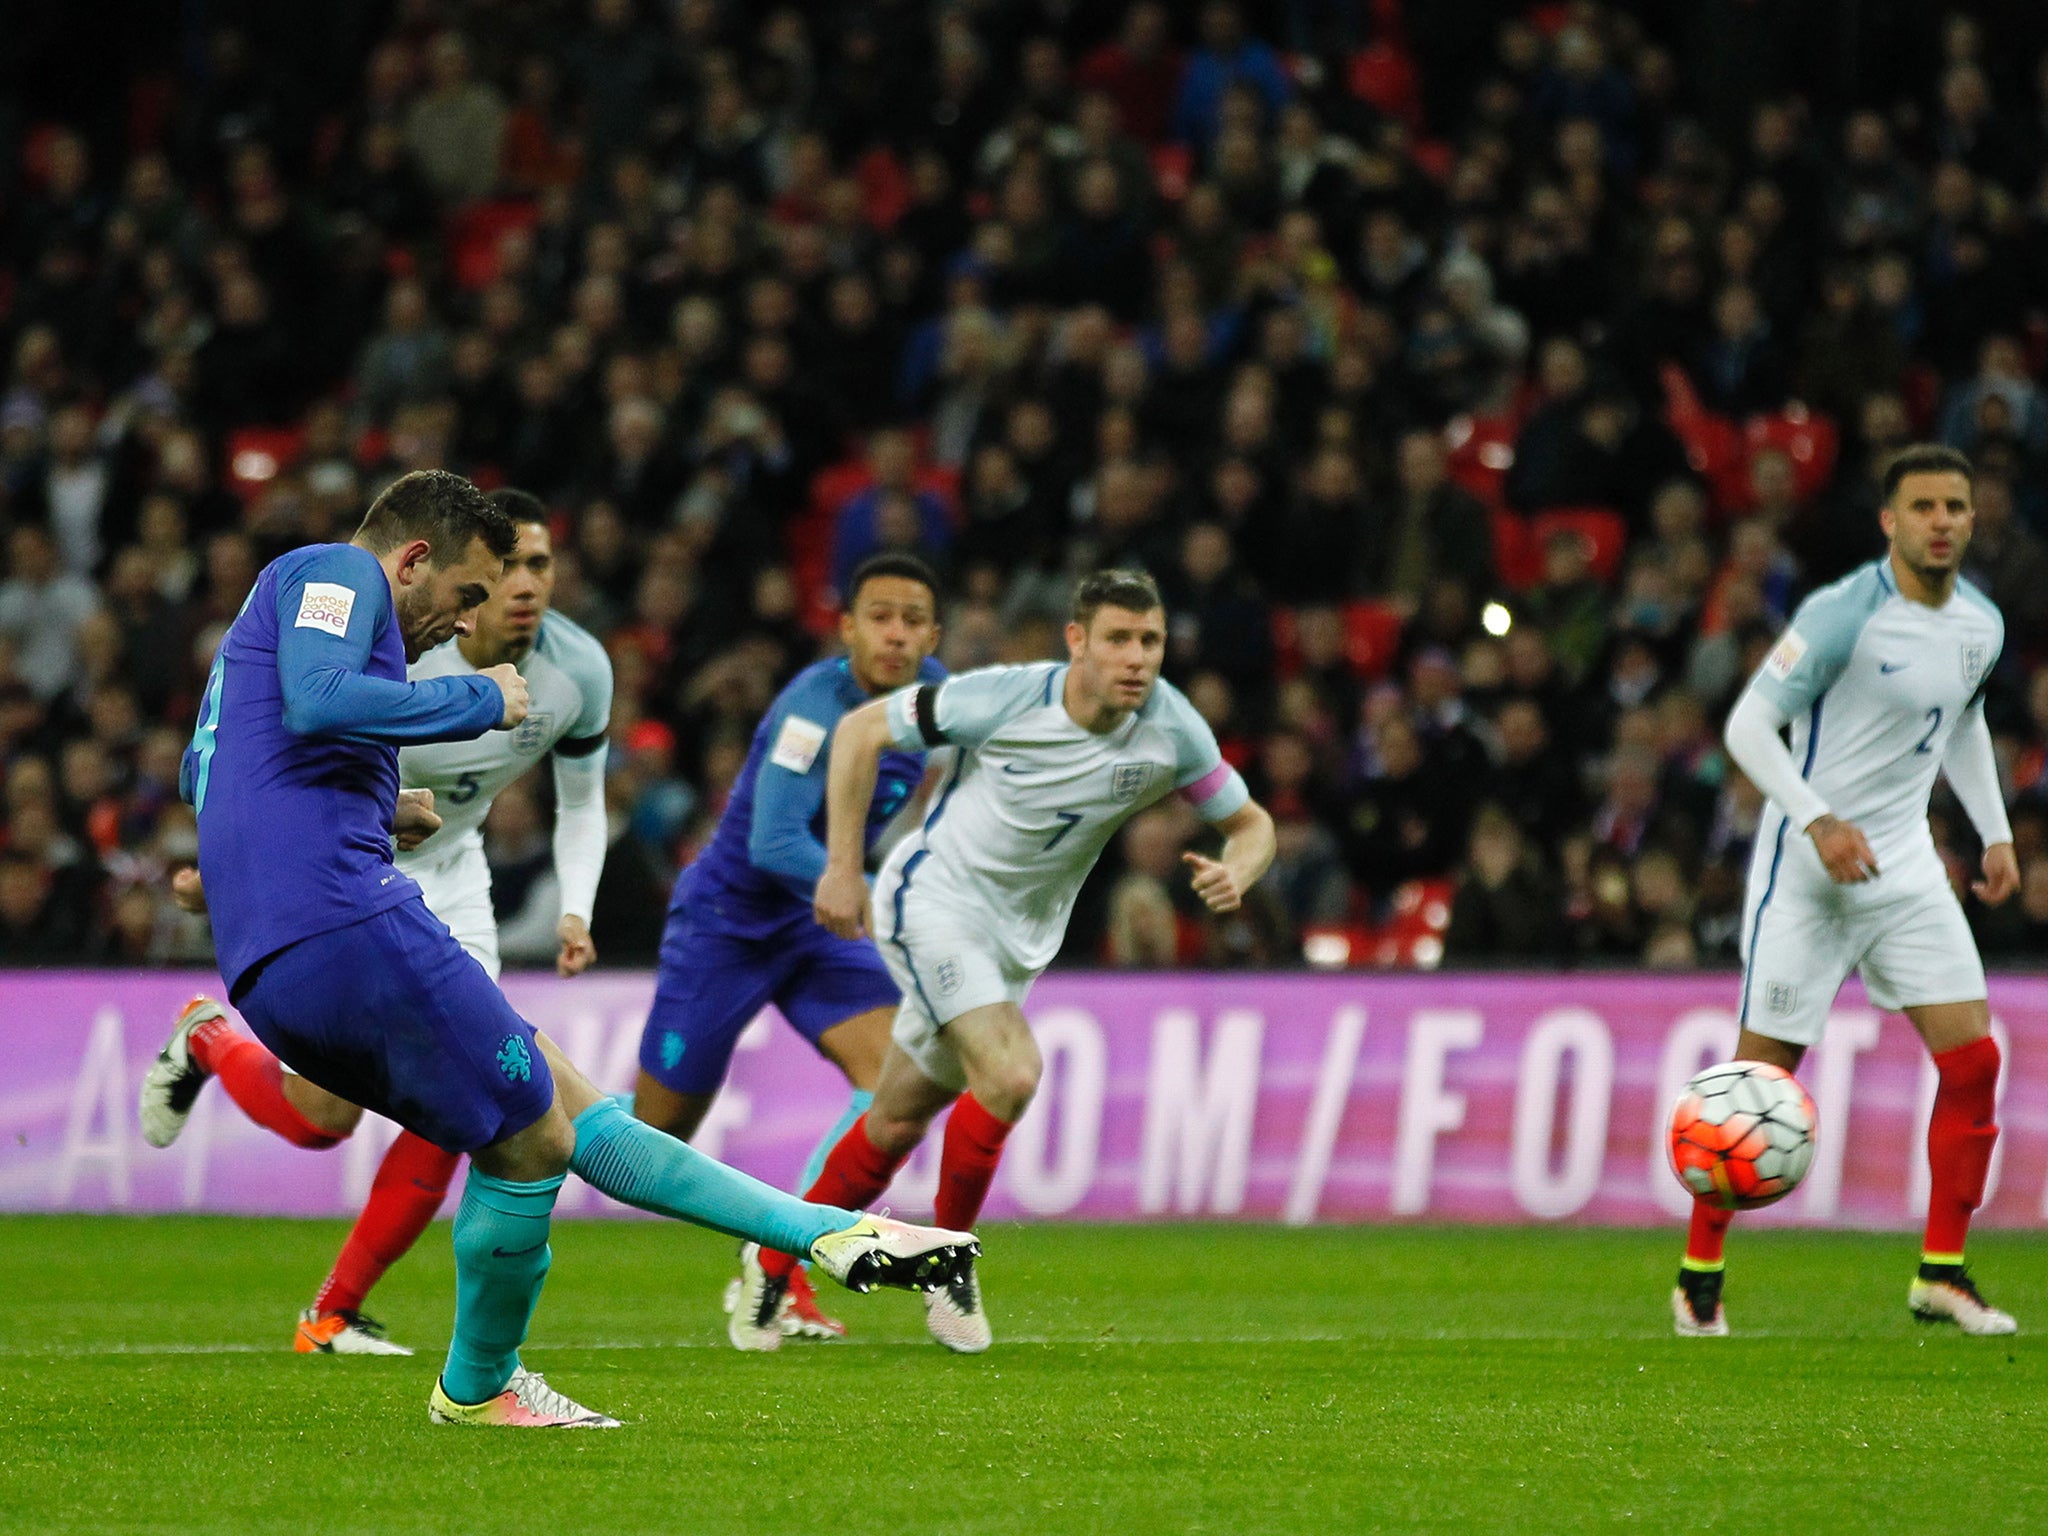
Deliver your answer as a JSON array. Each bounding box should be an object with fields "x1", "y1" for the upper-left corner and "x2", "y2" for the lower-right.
[
  {"x1": 142, "y1": 470, "x2": 975, "y2": 1427},
  {"x1": 143, "y1": 491, "x2": 616, "y2": 1357},
  {"x1": 730, "y1": 569, "x2": 1276, "y2": 1352},
  {"x1": 1675, "y1": 444, "x2": 2020, "y2": 1338},
  {"x1": 631, "y1": 554, "x2": 946, "y2": 1348}
]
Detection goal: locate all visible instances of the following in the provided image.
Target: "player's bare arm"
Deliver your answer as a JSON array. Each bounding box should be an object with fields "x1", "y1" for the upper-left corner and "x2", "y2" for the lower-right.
[
  {"x1": 814, "y1": 697, "x2": 893, "y2": 938},
  {"x1": 1182, "y1": 799, "x2": 1277, "y2": 913}
]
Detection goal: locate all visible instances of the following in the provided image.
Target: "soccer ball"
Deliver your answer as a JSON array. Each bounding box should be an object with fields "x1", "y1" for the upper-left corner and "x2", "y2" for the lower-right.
[{"x1": 1667, "y1": 1061, "x2": 1818, "y2": 1210}]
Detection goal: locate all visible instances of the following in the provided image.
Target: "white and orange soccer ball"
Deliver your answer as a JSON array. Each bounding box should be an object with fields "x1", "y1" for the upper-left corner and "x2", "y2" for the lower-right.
[{"x1": 1667, "y1": 1060, "x2": 1818, "y2": 1210}]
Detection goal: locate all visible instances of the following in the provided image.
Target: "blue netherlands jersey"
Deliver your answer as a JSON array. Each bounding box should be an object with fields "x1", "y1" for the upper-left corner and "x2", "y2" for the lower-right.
[
  {"x1": 182, "y1": 543, "x2": 505, "y2": 992},
  {"x1": 678, "y1": 654, "x2": 946, "y2": 937}
]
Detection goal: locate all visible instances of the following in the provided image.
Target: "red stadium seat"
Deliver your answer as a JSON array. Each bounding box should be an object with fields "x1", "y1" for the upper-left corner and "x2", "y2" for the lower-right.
[
  {"x1": 1659, "y1": 363, "x2": 1749, "y2": 514},
  {"x1": 1445, "y1": 411, "x2": 1519, "y2": 509},
  {"x1": 1743, "y1": 406, "x2": 1839, "y2": 506},
  {"x1": 1342, "y1": 600, "x2": 1404, "y2": 680},
  {"x1": 225, "y1": 426, "x2": 306, "y2": 502},
  {"x1": 447, "y1": 200, "x2": 540, "y2": 291},
  {"x1": 1491, "y1": 509, "x2": 1541, "y2": 591},
  {"x1": 1529, "y1": 507, "x2": 1628, "y2": 584},
  {"x1": 1347, "y1": 43, "x2": 1423, "y2": 130}
]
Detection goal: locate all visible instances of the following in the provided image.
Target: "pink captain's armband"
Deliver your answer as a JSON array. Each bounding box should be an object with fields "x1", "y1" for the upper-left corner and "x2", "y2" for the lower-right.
[{"x1": 1183, "y1": 761, "x2": 1234, "y2": 807}]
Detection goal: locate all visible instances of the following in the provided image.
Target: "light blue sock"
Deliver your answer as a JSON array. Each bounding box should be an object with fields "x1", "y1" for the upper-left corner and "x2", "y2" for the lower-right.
[
  {"x1": 798, "y1": 1090, "x2": 873, "y2": 1195},
  {"x1": 571, "y1": 1097, "x2": 860, "y2": 1257},
  {"x1": 442, "y1": 1168, "x2": 563, "y2": 1405}
]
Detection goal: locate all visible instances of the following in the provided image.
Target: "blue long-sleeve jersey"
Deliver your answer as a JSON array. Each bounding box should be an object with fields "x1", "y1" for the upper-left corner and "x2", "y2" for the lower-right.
[
  {"x1": 677, "y1": 654, "x2": 945, "y2": 938},
  {"x1": 182, "y1": 543, "x2": 505, "y2": 992}
]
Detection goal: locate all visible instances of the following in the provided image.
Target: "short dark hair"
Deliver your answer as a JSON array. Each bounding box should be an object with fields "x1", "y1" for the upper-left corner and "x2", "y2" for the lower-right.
[
  {"x1": 355, "y1": 470, "x2": 516, "y2": 561},
  {"x1": 487, "y1": 487, "x2": 549, "y2": 528},
  {"x1": 847, "y1": 552, "x2": 940, "y2": 607},
  {"x1": 1072, "y1": 567, "x2": 1163, "y2": 628},
  {"x1": 1881, "y1": 444, "x2": 1974, "y2": 501}
]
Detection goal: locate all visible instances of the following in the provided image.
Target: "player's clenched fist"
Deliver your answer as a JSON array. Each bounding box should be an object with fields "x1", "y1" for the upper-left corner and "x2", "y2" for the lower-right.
[
  {"x1": 1183, "y1": 850, "x2": 1244, "y2": 912},
  {"x1": 480, "y1": 662, "x2": 529, "y2": 729},
  {"x1": 814, "y1": 862, "x2": 870, "y2": 939},
  {"x1": 1806, "y1": 814, "x2": 1879, "y2": 883}
]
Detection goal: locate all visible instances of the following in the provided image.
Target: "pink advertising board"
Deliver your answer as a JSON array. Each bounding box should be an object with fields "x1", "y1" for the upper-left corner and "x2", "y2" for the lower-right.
[{"x1": 4, "y1": 969, "x2": 2047, "y2": 1229}]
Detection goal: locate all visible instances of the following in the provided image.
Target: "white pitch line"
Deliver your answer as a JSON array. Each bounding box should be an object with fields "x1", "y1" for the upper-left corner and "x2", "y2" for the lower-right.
[{"x1": 0, "y1": 1329, "x2": 1846, "y2": 1358}]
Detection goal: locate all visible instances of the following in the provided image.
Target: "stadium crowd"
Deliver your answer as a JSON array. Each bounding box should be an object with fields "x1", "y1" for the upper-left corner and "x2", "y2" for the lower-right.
[{"x1": 2, "y1": 0, "x2": 2048, "y2": 971}]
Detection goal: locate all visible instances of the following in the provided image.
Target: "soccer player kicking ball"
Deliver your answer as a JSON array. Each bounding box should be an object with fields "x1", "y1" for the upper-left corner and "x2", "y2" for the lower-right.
[
  {"x1": 1675, "y1": 445, "x2": 2020, "y2": 1338},
  {"x1": 630, "y1": 555, "x2": 948, "y2": 1349},
  {"x1": 144, "y1": 491, "x2": 616, "y2": 1357},
  {"x1": 730, "y1": 569, "x2": 1276, "y2": 1353},
  {"x1": 145, "y1": 470, "x2": 974, "y2": 1427}
]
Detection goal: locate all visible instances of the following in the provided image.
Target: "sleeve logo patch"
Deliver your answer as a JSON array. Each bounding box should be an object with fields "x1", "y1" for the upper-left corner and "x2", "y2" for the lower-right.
[
  {"x1": 294, "y1": 581, "x2": 357, "y2": 638},
  {"x1": 1762, "y1": 629, "x2": 1807, "y2": 682},
  {"x1": 769, "y1": 715, "x2": 829, "y2": 773}
]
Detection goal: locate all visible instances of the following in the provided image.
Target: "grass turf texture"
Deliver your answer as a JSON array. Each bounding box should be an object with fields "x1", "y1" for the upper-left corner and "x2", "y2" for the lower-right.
[{"x1": 1, "y1": 1219, "x2": 2043, "y2": 1534}]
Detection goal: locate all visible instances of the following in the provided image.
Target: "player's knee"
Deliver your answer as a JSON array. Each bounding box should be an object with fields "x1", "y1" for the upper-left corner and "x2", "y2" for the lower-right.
[{"x1": 973, "y1": 1059, "x2": 1041, "y2": 1122}]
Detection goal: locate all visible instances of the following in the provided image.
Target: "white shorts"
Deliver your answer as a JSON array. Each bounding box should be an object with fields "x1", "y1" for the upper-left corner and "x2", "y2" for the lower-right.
[
  {"x1": 876, "y1": 904, "x2": 1039, "y2": 1094},
  {"x1": 1740, "y1": 843, "x2": 1984, "y2": 1047},
  {"x1": 404, "y1": 840, "x2": 501, "y2": 981}
]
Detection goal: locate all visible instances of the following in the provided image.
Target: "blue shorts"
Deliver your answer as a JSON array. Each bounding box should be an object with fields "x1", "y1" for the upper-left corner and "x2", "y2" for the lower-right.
[
  {"x1": 638, "y1": 904, "x2": 900, "y2": 1096},
  {"x1": 233, "y1": 899, "x2": 554, "y2": 1154}
]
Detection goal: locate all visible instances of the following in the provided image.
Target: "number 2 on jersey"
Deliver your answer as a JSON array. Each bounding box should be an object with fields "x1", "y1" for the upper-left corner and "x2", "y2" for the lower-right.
[
  {"x1": 1043, "y1": 810, "x2": 1082, "y2": 850},
  {"x1": 1915, "y1": 706, "x2": 1942, "y2": 755}
]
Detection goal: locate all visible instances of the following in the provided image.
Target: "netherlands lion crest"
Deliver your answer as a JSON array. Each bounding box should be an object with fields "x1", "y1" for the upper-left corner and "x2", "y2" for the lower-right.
[
  {"x1": 513, "y1": 711, "x2": 553, "y2": 753},
  {"x1": 1110, "y1": 761, "x2": 1153, "y2": 803},
  {"x1": 496, "y1": 1034, "x2": 533, "y2": 1082},
  {"x1": 1960, "y1": 642, "x2": 1989, "y2": 693}
]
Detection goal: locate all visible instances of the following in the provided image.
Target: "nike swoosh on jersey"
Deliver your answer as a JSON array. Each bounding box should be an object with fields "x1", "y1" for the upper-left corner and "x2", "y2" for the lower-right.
[
  {"x1": 1001, "y1": 761, "x2": 1029, "y2": 774},
  {"x1": 1879, "y1": 661, "x2": 1909, "y2": 673},
  {"x1": 491, "y1": 1241, "x2": 548, "y2": 1259}
]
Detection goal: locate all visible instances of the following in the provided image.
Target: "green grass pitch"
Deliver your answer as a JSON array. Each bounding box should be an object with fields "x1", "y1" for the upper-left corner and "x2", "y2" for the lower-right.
[{"x1": 2, "y1": 1217, "x2": 2044, "y2": 1534}]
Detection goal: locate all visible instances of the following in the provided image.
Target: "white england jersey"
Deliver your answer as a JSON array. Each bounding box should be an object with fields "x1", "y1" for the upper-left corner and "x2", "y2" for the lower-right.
[
  {"x1": 1745, "y1": 558, "x2": 2003, "y2": 893},
  {"x1": 876, "y1": 662, "x2": 1249, "y2": 970},
  {"x1": 396, "y1": 611, "x2": 612, "y2": 873}
]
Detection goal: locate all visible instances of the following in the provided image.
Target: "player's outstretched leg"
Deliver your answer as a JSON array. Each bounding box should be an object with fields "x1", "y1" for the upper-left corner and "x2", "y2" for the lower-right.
[
  {"x1": 1673, "y1": 1198, "x2": 1733, "y2": 1337},
  {"x1": 298, "y1": 1131, "x2": 461, "y2": 1357},
  {"x1": 737, "y1": 1108, "x2": 919, "y2": 1351},
  {"x1": 140, "y1": 997, "x2": 353, "y2": 1151},
  {"x1": 568, "y1": 1095, "x2": 974, "y2": 1297},
  {"x1": 1909, "y1": 1035, "x2": 2016, "y2": 1335}
]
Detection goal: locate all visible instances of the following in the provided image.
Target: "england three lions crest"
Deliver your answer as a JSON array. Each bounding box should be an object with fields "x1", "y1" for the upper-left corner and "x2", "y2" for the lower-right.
[
  {"x1": 1960, "y1": 642, "x2": 1990, "y2": 693},
  {"x1": 1110, "y1": 761, "x2": 1155, "y2": 803},
  {"x1": 513, "y1": 711, "x2": 554, "y2": 754}
]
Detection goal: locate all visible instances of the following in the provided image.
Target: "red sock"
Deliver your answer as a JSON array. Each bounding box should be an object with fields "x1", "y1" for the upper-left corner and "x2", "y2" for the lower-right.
[
  {"x1": 312, "y1": 1131, "x2": 461, "y2": 1316},
  {"x1": 761, "y1": 1113, "x2": 908, "y2": 1281},
  {"x1": 1924, "y1": 1036, "x2": 2001, "y2": 1261},
  {"x1": 934, "y1": 1094, "x2": 1014, "y2": 1233},
  {"x1": 189, "y1": 1018, "x2": 344, "y2": 1150},
  {"x1": 1684, "y1": 1199, "x2": 1734, "y2": 1269}
]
